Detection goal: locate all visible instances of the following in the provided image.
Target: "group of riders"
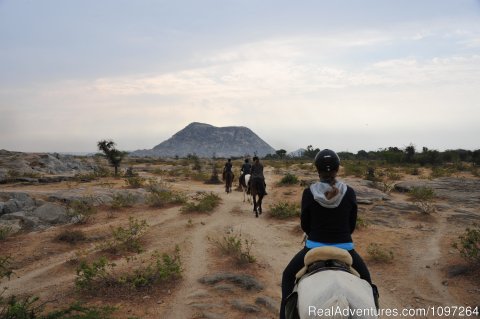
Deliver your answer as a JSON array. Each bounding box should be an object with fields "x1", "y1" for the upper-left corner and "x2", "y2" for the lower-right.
[
  {"x1": 221, "y1": 150, "x2": 379, "y2": 318},
  {"x1": 222, "y1": 156, "x2": 267, "y2": 195}
]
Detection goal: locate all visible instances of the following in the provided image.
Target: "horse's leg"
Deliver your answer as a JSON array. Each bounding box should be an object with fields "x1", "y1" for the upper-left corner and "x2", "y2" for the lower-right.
[
  {"x1": 258, "y1": 195, "x2": 263, "y2": 215},
  {"x1": 253, "y1": 195, "x2": 258, "y2": 217}
]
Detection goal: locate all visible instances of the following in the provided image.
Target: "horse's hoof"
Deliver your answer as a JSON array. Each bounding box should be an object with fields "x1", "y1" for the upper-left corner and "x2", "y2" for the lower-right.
[
  {"x1": 259, "y1": 208, "x2": 262, "y2": 215},
  {"x1": 255, "y1": 212, "x2": 259, "y2": 218}
]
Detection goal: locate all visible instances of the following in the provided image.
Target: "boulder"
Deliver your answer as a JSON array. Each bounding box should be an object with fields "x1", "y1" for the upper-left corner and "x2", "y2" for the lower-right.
[
  {"x1": 0, "y1": 211, "x2": 41, "y2": 229},
  {"x1": 30, "y1": 203, "x2": 70, "y2": 224}
]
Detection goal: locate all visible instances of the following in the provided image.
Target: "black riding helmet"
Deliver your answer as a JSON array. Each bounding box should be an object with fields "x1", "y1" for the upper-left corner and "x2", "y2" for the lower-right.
[{"x1": 314, "y1": 149, "x2": 340, "y2": 172}]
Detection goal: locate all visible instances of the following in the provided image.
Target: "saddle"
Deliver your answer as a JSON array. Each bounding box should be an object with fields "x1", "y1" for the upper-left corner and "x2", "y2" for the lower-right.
[{"x1": 295, "y1": 246, "x2": 360, "y2": 281}]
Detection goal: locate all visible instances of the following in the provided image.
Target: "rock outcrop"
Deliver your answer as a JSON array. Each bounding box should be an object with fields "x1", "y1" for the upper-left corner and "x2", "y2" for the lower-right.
[{"x1": 130, "y1": 122, "x2": 276, "y2": 158}]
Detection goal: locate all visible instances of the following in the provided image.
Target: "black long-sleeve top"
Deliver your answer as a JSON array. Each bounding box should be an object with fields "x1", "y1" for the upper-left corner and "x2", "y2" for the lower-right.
[{"x1": 300, "y1": 186, "x2": 358, "y2": 244}]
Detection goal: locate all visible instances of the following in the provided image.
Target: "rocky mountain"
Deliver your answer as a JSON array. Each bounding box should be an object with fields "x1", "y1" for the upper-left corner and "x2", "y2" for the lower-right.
[{"x1": 130, "y1": 122, "x2": 276, "y2": 158}]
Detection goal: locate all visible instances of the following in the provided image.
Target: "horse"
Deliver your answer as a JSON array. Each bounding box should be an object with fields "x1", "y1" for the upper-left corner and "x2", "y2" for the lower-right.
[
  {"x1": 286, "y1": 246, "x2": 378, "y2": 319},
  {"x1": 249, "y1": 176, "x2": 265, "y2": 217},
  {"x1": 224, "y1": 171, "x2": 234, "y2": 193},
  {"x1": 239, "y1": 174, "x2": 251, "y2": 202}
]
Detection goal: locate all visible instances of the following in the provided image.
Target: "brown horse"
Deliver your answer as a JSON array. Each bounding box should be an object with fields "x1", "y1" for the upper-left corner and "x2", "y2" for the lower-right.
[
  {"x1": 224, "y1": 171, "x2": 234, "y2": 193},
  {"x1": 250, "y1": 176, "x2": 265, "y2": 217}
]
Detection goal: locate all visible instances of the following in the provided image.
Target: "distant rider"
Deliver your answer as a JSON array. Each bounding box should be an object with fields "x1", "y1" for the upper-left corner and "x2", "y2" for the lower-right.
[
  {"x1": 223, "y1": 158, "x2": 233, "y2": 180},
  {"x1": 240, "y1": 158, "x2": 252, "y2": 189},
  {"x1": 249, "y1": 156, "x2": 267, "y2": 195}
]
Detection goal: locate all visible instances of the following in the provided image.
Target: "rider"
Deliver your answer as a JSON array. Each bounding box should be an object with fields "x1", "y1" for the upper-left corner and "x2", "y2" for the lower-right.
[
  {"x1": 249, "y1": 156, "x2": 267, "y2": 195},
  {"x1": 240, "y1": 158, "x2": 252, "y2": 189},
  {"x1": 223, "y1": 158, "x2": 233, "y2": 180},
  {"x1": 280, "y1": 149, "x2": 378, "y2": 319}
]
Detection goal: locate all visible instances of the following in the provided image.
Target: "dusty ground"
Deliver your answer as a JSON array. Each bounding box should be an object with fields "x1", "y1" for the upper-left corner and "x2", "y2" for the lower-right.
[{"x1": 1, "y1": 163, "x2": 479, "y2": 319}]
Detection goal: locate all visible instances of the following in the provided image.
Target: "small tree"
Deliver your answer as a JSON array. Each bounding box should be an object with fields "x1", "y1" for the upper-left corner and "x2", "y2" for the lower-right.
[
  {"x1": 97, "y1": 140, "x2": 127, "y2": 176},
  {"x1": 276, "y1": 149, "x2": 287, "y2": 159}
]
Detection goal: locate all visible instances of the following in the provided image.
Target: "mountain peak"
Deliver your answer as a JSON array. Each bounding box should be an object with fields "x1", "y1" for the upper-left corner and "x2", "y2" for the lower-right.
[{"x1": 131, "y1": 123, "x2": 275, "y2": 158}]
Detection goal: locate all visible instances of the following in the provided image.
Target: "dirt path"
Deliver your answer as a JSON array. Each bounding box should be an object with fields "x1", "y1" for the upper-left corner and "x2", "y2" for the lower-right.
[{"x1": 2, "y1": 167, "x2": 478, "y2": 319}]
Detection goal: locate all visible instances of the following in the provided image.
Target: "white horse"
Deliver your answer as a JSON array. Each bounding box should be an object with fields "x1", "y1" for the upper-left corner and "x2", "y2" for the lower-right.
[
  {"x1": 241, "y1": 174, "x2": 251, "y2": 203},
  {"x1": 288, "y1": 247, "x2": 378, "y2": 319}
]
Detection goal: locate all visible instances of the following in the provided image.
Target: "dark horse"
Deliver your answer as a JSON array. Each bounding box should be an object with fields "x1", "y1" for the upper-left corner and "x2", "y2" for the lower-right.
[
  {"x1": 224, "y1": 171, "x2": 234, "y2": 193},
  {"x1": 250, "y1": 177, "x2": 265, "y2": 217}
]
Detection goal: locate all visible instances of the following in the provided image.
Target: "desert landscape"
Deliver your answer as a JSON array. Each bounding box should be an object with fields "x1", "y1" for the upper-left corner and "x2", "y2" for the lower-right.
[{"x1": 0, "y1": 151, "x2": 479, "y2": 319}]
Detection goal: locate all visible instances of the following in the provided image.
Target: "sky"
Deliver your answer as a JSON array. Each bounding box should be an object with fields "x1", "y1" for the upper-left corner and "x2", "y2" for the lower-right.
[{"x1": 1, "y1": 0, "x2": 480, "y2": 154}]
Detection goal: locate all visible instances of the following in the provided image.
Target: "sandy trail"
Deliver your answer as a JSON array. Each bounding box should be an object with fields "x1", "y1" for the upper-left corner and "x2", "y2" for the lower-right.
[{"x1": 1, "y1": 167, "x2": 478, "y2": 319}]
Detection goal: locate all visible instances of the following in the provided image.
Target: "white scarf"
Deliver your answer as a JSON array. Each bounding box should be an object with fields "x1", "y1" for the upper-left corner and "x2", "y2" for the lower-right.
[{"x1": 310, "y1": 181, "x2": 347, "y2": 208}]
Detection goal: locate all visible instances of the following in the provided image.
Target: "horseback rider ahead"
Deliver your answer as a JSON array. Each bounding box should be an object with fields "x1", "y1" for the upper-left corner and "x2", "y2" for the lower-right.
[
  {"x1": 240, "y1": 158, "x2": 251, "y2": 189},
  {"x1": 223, "y1": 158, "x2": 232, "y2": 180},
  {"x1": 249, "y1": 156, "x2": 267, "y2": 195}
]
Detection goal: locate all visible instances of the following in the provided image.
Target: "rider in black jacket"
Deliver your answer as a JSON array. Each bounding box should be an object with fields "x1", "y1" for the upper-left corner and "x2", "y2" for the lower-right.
[{"x1": 279, "y1": 149, "x2": 377, "y2": 319}]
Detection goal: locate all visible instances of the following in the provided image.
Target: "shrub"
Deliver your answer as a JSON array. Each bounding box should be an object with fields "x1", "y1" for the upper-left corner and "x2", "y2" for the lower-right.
[
  {"x1": 146, "y1": 179, "x2": 187, "y2": 208},
  {"x1": 408, "y1": 186, "x2": 436, "y2": 214},
  {"x1": 181, "y1": 192, "x2": 221, "y2": 213},
  {"x1": 430, "y1": 166, "x2": 453, "y2": 178},
  {"x1": 119, "y1": 246, "x2": 182, "y2": 288},
  {"x1": 101, "y1": 217, "x2": 149, "y2": 254},
  {"x1": 0, "y1": 255, "x2": 13, "y2": 280},
  {"x1": 452, "y1": 224, "x2": 480, "y2": 264},
  {"x1": 269, "y1": 202, "x2": 300, "y2": 219},
  {"x1": 74, "y1": 172, "x2": 98, "y2": 182},
  {"x1": 210, "y1": 232, "x2": 256, "y2": 265},
  {"x1": 75, "y1": 257, "x2": 114, "y2": 291},
  {"x1": 75, "y1": 248, "x2": 182, "y2": 292},
  {"x1": 110, "y1": 192, "x2": 137, "y2": 210},
  {"x1": 94, "y1": 165, "x2": 113, "y2": 178},
  {"x1": 356, "y1": 215, "x2": 369, "y2": 229},
  {"x1": 67, "y1": 199, "x2": 97, "y2": 224},
  {"x1": 0, "y1": 225, "x2": 13, "y2": 241},
  {"x1": 56, "y1": 230, "x2": 87, "y2": 244},
  {"x1": 342, "y1": 161, "x2": 368, "y2": 178},
  {"x1": 278, "y1": 173, "x2": 299, "y2": 185},
  {"x1": 367, "y1": 243, "x2": 394, "y2": 263},
  {"x1": 147, "y1": 190, "x2": 186, "y2": 208},
  {"x1": 124, "y1": 176, "x2": 145, "y2": 188}
]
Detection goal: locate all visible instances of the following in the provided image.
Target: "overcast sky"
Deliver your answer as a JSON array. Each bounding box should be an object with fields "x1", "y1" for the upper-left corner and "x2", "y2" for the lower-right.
[{"x1": 1, "y1": 0, "x2": 479, "y2": 154}]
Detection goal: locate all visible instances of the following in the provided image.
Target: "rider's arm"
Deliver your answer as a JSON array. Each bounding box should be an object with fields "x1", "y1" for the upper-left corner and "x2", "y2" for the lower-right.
[
  {"x1": 348, "y1": 187, "x2": 358, "y2": 233},
  {"x1": 300, "y1": 188, "x2": 313, "y2": 234}
]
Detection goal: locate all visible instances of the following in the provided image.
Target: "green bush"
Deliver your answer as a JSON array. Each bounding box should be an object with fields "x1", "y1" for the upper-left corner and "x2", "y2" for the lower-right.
[
  {"x1": 147, "y1": 190, "x2": 187, "y2": 208},
  {"x1": 342, "y1": 161, "x2": 368, "y2": 178},
  {"x1": 269, "y1": 202, "x2": 300, "y2": 219},
  {"x1": 452, "y1": 224, "x2": 480, "y2": 264},
  {"x1": 75, "y1": 248, "x2": 181, "y2": 292},
  {"x1": 367, "y1": 243, "x2": 394, "y2": 263},
  {"x1": 119, "y1": 246, "x2": 182, "y2": 288},
  {"x1": 408, "y1": 186, "x2": 436, "y2": 214},
  {"x1": 181, "y1": 193, "x2": 221, "y2": 213},
  {"x1": 210, "y1": 233, "x2": 256, "y2": 265},
  {"x1": 0, "y1": 295, "x2": 116, "y2": 319},
  {"x1": 101, "y1": 217, "x2": 149, "y2": 254},
  {"x1": 124, "y1": 176, "x2": 145, "y2": 188},
  {"x1": 67, "y1": 199, "x2": 97, "y2": 224},
  {"x1": 110, "y1": 192, "x2": 137, "y2": 210},
  {"x1": 75, "y1": 257, "x2": 114, "y2": 291},
  {"x1": 278, "y1": 173, "x2": 299, "y2": 185},
  {"x1": 0, "y1": 225, "x2": 13, "y2": 241},
  {"x1": 356, "y1": 215, "x2": 369, "y2": 229},
  {"x1": 0, "y1": 255, "x2": 13, "y2": 280}
]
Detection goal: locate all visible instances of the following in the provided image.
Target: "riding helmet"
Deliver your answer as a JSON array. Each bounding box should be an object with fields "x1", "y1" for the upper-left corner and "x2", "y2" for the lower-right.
[{"x1": 314, "y1": 149, "x2": 340, "y2": 172}]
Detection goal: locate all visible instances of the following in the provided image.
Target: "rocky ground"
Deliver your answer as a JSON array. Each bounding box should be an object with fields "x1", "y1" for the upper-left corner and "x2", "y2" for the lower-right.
[{"x1": 0, "y1": 154, "x2": 479, "y2": 318}]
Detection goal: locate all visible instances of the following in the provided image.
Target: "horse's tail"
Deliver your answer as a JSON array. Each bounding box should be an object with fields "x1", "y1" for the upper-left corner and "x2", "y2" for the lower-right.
[{"x1": 320, "y1": 295, "x2": 350, "y2": 319}]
